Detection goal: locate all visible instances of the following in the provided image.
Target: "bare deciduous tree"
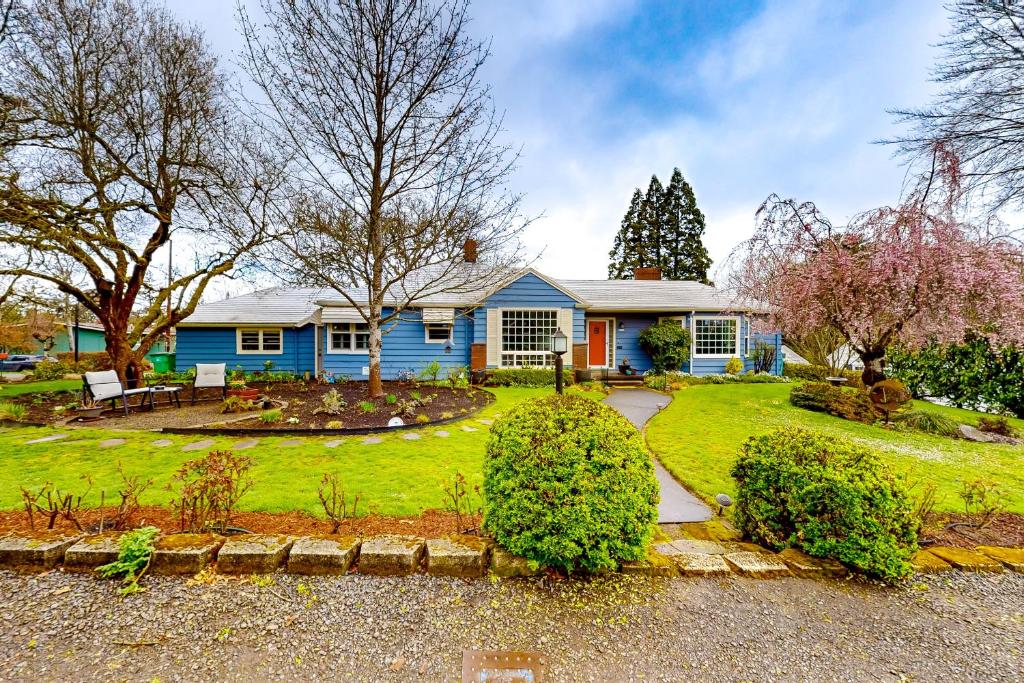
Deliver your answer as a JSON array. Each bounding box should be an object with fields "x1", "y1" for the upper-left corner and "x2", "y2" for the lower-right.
[
  {"x1": 890, "y1": 1, "x2": 1024, "y2": 210},
  {"x1": 240, "y1": 0, "x2": 529, "y2": 398},
  {"x1": 0, "y1": 0, "x2": 280, "y2": 382}
]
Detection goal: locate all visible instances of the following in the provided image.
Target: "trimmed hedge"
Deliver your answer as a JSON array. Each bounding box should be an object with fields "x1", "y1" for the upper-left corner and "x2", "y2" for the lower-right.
[
  {"x1": 789, "y1": 382, "x2": 877, "y2": 424},
  {"x1": 731, "y1": 428, "x2": 918, "y2": 581},
  {"x1": 784, "y1": 363, "x2": 863, "y2": 388},
  {"x1": 483, "y1": 394, "x2": 659, "y2": 573},
  {"x1": 483, "y1": 367, "x2": 569, "y2": 388}
]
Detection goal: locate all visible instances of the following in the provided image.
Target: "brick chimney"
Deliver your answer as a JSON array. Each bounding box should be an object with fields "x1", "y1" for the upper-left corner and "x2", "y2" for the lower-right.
[
  {"x1": 463, "y1": 238, "x2": 478, "y2": 263},
  {"x1": 633, "y1": 267, "x2": 662, "y2": 280}
]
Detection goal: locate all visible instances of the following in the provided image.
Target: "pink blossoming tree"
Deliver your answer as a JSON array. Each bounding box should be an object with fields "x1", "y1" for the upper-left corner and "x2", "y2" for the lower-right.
[{"x1": 730, "y1": 185, "x2": 1024, "y2": 386}]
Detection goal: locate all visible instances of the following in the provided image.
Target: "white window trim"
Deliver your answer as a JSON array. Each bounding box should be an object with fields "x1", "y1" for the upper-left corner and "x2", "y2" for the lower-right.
[
  {"x1": 499, "y1": 307, "x2": 560, "y2": 368},
  {"x1": 691, "y1": 315, "x2": 742, "y2": 359},
  {"x1": 235, "y1": 328, "x2": 284, "y2": 355},
  {"x1": 424, "y1": 322, "x2": 453, "y2": 344},
  {"x1": 326, "y1": 322, "x2": 370, "y2": 355}
]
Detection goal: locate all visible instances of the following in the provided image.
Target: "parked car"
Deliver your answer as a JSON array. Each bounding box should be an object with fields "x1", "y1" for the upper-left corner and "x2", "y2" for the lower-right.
[{"x1": 0, "y1": 354, "x2": 57, "y2": 372}]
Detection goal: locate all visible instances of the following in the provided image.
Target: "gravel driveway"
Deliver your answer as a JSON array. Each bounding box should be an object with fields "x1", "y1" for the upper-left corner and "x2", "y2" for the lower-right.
[{"x1": 1, "y1": 570, "x2": 1021, "y2": 682}]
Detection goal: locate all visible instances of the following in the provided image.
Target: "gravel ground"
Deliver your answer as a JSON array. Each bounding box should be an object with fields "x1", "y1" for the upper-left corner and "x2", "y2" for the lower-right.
[{"x1": 0, "y1": 569, "x2": 1021, "y2": 682}]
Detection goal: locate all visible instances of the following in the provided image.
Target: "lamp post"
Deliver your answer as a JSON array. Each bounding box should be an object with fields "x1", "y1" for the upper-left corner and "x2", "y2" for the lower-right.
[{"x1": 551, "y1": 328, "x2": 568, "y2": 395}]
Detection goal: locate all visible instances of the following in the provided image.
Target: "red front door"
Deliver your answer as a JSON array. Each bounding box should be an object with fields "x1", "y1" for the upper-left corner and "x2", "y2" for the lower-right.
[{"x1": 588, "y1": 320, "x2": 607, "y2": 367}]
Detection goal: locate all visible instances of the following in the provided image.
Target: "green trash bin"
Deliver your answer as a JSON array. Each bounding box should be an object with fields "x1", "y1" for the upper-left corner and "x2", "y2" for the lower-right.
[{"x1": 149, "y1": 352, "x2": 176, "y2": 373}]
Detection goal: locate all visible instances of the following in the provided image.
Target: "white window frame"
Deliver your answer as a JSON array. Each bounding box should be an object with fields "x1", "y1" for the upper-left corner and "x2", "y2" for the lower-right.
[
  {"x1": 327, "y1": 322, "x2": 370, "y2": 354},
  {"x1": 424, "y1": 322, "x2": 453, "y2": 344},
  {"x1": 691, "y1": 316, "x2": 741, "y2": 358},
  {"x1": 499, "y1": 308, "x2": 559, "y2": 368},
  {"x1": 235, "y1": 328, "x2": 283, "y2": 355}
]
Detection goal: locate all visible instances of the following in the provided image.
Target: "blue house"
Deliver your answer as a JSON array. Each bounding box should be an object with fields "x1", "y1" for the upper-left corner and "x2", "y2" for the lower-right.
[{"x1": 176, "y1": 262, "x2": 782, "y2": 380}]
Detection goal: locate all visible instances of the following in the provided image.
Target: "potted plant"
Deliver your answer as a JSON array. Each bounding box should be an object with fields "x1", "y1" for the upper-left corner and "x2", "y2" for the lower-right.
[{"x1": 76, "y1": 396, "x2": 104, "y2": 420}]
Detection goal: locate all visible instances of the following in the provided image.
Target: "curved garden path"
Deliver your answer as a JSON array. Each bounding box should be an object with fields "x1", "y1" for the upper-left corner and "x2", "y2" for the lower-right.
[{"x1": 603, "y1": 388, "x2": 712, "y2": 523}]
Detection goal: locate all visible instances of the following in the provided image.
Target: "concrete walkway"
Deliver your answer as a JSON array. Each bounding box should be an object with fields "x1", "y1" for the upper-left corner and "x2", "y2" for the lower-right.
[{"x1": 603, "y1": 388, "x2": 712, "y2": 523}]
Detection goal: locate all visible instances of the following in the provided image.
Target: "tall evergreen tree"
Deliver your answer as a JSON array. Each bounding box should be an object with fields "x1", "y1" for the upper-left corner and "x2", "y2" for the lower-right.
[
  {"x1": 608, "y1": 189, "x2": 645, "y2": 278},
  {"x1": 662, "y1": 168, "x2": 712, "y2": 283},
  {"x1": 608, "y1": 168, "x2": 712, "y2": 281}
]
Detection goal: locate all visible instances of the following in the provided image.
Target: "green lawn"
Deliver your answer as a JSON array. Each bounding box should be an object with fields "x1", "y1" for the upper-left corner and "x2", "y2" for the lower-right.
[
  {"x1": 0, "y1": 386, "x2": 596, "y2": 518},
  {"x1": 0, "y1": 379, "x2": 81, "y2": 398},
  {"x1": 645, "y1": 383, "x2": 1024, "y2": 514}
]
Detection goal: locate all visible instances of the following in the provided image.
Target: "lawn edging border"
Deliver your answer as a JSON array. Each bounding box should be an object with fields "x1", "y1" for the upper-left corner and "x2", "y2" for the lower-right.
[
  {"x1": 157, "y1": 389, "x2": 496, "y2": 437},
  {"x1": 3, "y1": 529, "x2": 1017, "y2": 581}
]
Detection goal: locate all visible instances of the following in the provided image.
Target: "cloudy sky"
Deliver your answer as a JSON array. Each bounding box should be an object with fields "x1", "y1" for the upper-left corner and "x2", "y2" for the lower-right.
[{"x1": 176, "y1": 0, "x2": 949, "y2": 285}]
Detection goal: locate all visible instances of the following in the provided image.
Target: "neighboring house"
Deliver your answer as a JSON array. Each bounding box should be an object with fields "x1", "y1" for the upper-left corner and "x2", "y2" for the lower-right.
[
  {"x1": 28, "y1": 321, "x2": 108, "y2": 354},
  {"x1": 781, "y1": 344, "x2": 810, "y2": 365},
  {"x1": 175, "y1": 250, "x2": 783, "y2": 379}
]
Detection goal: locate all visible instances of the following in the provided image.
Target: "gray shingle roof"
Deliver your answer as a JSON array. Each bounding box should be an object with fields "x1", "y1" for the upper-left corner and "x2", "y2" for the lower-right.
[
  {"x1": 556, "y1": 279, "x2": 747, "y2": 312},
  {"x1": 180, "y1": 270, "x2": 756, "y2": 326}
]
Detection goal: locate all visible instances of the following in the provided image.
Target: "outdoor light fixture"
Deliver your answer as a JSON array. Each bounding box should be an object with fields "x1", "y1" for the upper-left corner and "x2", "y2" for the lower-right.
[
  {"x1": 618, "y1": 321, "x2": 625, "y2": 332},
  {"x1": 551, "y1": 328, "x2": 568, "y2": 394},
  {"x1": 444, "y1": 338, "x2": 454, "y2": 354}
]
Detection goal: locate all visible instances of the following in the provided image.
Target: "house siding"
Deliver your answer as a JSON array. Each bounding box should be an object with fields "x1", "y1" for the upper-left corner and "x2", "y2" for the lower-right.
[
  {"x1": 321, "y1": 308, "x2": 473, "y2": 380},
  {"x1": 473, "y1": 272, "x2": 584, "y2": 367},
  {"x1": 175, "y1": 326, "x2": 317, "y2": 375}
]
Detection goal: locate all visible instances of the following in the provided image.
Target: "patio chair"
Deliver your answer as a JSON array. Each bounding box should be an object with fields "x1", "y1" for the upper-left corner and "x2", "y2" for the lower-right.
[
  {"x1": 83, "y1": 370, "x2": 153, "y2": 417},
  {"x1": 191, "y1": 363, "x2": 227, "y2": 404}
]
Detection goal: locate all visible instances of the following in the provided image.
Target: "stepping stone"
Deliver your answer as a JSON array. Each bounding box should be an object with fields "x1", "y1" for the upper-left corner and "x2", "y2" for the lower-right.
[
  {"x1": 655, "y1": 539, "x2": 728, "y2": 556},
  {"x1": 927, "y1": 546, "x2": 1004, "y2": 573},
  {"x1": 217, "y1": 534, "x2": 294, "y2": 574},
  {"x1": 433, "y1": 430, "x2": 449, "y2": 438},
  {"x1": 976, "y1": 546, "x2": 1024, "y2": 572},
  {"x1": 912, "y1": 550, "x2": 953, "y2": 574},
  {"x1": 620, "y1": 550, "x2": 679, "y2": 577},
  {"x1": 232, "y1": 439, "x2": 260, "y2": 450},
  {"x1": 362, "y1": 437, "x2": 383, "y2": 445},
  {"x1": 476, "y1": 418, "x2": 493, "y2": 425},
  {"x1": 461, "y1": 425, "x2": 478, "y2": 432},
  {"x1": 324, "y1": 439, "x2": 344, "y2": 448},
  {"x1": 777, "y1": 548, "x2": 847, "y2": 578},
  {"x1": 672, "y1": 552, "x2": 732, "y2": 577},
  {"x1": 724, "y1": 551, "x2": 791, "y2": 578},
  {"x1": 0, "y1": 533, "x2": 84, "y2": 571},
  {"x1": 25, "y1": 433, "x2": 68, "y2": 444},
  {"x1": 288, "y1": 536, "x2": 360, "y2": 575},
  {"x1": 278, "y1": 439, "x2": 304, "y2": 447},
  {"x1": 65, "y1": 533, "x2": 124, "y2": 570},
  {"x1": 358, "y1": 535, "x2": 425, "y2": 576},
  {"x1": 99, "y1": 438, "x2": 126, "y2": 448},
  {"x1": 401, "y1": 432, "x2": 421, "y2": 440},
  {"x1": 426, "y1": 536, "x2": 491, "y2": 578},
  {"x1": 151, "y1": 439, "x2": 174, "y2": 447},
  {"x1": 151, "y1": 534, "x2": 224, "y2": 575},
  {"x1": 489, "y1": 547, "x2": 539, "y2": 578},
  {"x1": 181, "y1": 439, "x2": 216, "y2": 452}
]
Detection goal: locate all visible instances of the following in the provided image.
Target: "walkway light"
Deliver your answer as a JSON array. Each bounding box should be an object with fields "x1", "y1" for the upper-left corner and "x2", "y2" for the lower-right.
[{"x1": 551, "y1": 328, "x2": 568, "y2": 395}]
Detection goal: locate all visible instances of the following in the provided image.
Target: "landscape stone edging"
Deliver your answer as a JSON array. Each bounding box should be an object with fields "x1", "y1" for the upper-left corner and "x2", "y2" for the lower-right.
[{"x1": 0, "y1": 532, "x2": 1021, "y2": 581}]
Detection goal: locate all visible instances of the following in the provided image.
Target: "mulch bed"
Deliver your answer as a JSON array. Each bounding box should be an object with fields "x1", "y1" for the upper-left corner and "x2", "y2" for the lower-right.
[
  {"x1": 0, "y1": 506, "x2": 480, "y2": 539},
  {"x1": 920, "y1": 512, "x2": 1024, "y2": 548},
  {"x1": 4, "y1": 389, "x2": 81, "y2": 424},
  {"x1": 235, "y1": 380, "x2": 489, "y2": 430}
]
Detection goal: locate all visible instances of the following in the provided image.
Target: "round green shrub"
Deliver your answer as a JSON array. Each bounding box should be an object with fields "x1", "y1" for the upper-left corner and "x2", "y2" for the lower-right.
[
  {"x1": 31, "y1": 360, "x2": 70, "y2": 381},
  {"x1": 731, "y1": 428, "x2": 918, "y2": 582},
  {"x1": 483, "y1": 395, "x2": 659, "y2": 573},
  {"x1": 638, "y1": 321, "x2": 690, "y2": 372}
]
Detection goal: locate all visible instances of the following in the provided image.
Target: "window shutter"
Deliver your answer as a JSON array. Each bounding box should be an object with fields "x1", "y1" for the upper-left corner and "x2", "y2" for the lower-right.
[{"x1": 486, "y1": 308, "x2": 500, "y2": 367}]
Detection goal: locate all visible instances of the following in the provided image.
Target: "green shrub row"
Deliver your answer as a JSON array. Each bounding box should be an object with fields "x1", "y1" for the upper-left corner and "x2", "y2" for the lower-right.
[
  {"x1": 642, "y1": 371, "x2": 789, "y2": 391},
  {"x1": 483, "y1": 367, "x2": 571, "y2": 388},
  {"x1": 731, "y1": 428, "x2": 918, "y2": 582},
  {"x1": 784, "y1": 363, "x2": 863, "y2": 388}
]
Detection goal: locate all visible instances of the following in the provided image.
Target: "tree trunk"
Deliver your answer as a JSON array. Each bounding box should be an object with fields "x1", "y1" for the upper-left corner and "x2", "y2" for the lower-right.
[
  {"x1": 859, "y1": 350, "x2": 886, "y2": 386},
  {"x1": 367, "y1": 316, "x2": 384, "y2": 398}
]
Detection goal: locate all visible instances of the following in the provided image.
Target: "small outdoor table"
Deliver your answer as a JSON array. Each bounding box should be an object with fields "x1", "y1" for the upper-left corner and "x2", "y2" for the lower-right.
[{"x1": 149, "y1": 385, "x2": 182, "y2": 409}]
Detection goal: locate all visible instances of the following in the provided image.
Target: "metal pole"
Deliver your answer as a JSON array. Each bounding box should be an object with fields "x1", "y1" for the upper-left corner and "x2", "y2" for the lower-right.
[
  {"x1": 555, "y1": 354, "x2": 564, "y2": 395},
  {"x1": 73, "y1": 304, "x2": 80, "y2": 365},
  {"x1": 166, "y1": 240, "x2": 173, "y2": 351}
]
